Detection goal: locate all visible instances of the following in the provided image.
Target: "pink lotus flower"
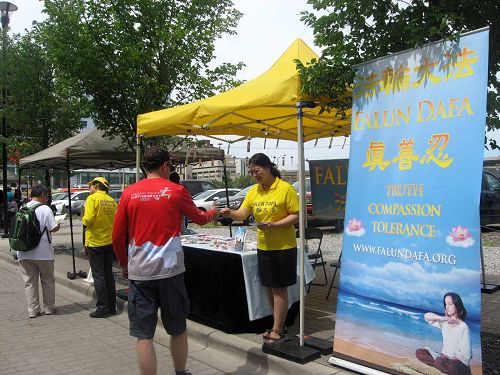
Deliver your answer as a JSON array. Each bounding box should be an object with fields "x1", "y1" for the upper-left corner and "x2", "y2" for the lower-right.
[
  {"x1": 450, "y1": 226, "x2": 471, "y2": 242},
  {"x1": 348, "y1": 218, "x2": 363, "y2": 232}
]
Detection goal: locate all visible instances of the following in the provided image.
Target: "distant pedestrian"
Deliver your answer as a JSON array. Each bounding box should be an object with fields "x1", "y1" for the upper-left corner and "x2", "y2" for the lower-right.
[
  {"x1": 113, "y1": 147, "x2": 220, "y2": 375},
  {"x1": 17, "y1": 185, "x2": 60, "y2": 318},
  {"x1": 6, "y1": 186, "x2": 14, "y2": 203},
  {"x1": 82, "y1": 177, "x2": 118, "y2": 318},
  {"x1": 11, "y1": 182, "x2": 22, "y2": 209},
  {"x1": 169, "y1": 171, "x2": 189, "y2": 234}
]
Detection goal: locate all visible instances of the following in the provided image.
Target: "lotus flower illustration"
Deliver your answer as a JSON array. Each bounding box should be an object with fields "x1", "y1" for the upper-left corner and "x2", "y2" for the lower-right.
[
  {"x1": 450, "y1": 226, "x2": 471, "y2": 241},
  {"x1": 346, "y1": 218, "x2": 365, "y2": 237},
  {"x1": 446, "y1": 225, "x2": 474, "y2": 248}
]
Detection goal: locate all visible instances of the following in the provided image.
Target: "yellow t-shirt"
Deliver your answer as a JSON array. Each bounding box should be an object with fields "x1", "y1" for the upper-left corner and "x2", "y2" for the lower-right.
[
  {"x1": 241, "y1": 178, "x2": 299, "y2": 250},
  {"x1": 82, "y1": 190, "x2": 117, "y2": 247}
]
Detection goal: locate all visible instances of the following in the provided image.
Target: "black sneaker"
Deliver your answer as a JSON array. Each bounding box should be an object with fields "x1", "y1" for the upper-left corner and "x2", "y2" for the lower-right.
[{"x1": 89, "y1": 309, "x2": 111, "y2": 318}]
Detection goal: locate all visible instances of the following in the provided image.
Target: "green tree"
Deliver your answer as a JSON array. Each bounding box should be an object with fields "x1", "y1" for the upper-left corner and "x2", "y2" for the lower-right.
[
  {"x1": 232, "y1": 174, "x2": 253, "y2": 189},
  {"x1": 210, "y1": 174, "x2": 253, "y2": 189},
  {"x1": 299, "y1": 0, "x2": 499, "y2": 150},
  {"x1": 4, "y1": 30, "x2": 87, "y2": 186},
  {"x1": 41, "y1": 0, "x2": 244, "y2": 151}
]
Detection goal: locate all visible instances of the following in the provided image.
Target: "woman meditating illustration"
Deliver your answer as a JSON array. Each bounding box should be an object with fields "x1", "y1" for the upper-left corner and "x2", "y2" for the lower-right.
[{"x1": 416, "y1": 292, "x2": 472, "y2": 375}]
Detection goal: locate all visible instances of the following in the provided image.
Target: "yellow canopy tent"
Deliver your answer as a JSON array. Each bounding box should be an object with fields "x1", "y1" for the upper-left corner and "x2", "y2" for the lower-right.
[
  {"x1": 137, "y1": 38, "x2": 351, "y2": 141},
  {"x1": 137, "y1": 38, "x2": 352, "y2": 349}
]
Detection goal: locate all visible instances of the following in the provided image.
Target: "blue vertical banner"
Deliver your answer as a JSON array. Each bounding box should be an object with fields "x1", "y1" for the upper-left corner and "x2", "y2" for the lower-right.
[
  {"x1": 309, "y1": 159, "x2": 349, "y2": 220},
  {"x1": 332, "y1": 29, "x2": 489, "y2": 375}
]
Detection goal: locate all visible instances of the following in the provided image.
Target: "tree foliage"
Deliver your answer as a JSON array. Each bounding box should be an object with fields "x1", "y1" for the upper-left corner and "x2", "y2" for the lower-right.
[
  {"x1": 40, "y1": 0, "x2": 244, "y2": 151},
  {"x1": 211, "y1": 173, "x2": 253, "y2": 189},
  {"x1": 3, "y1": 30, "x2": 88, "y2": 185},
  {"x1": 299, "y1": 0, "x2": 500, "y2": 150}
]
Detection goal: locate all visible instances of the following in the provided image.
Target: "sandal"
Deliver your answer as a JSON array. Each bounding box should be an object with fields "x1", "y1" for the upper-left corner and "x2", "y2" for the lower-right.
[
  {"x1": 263, "y1": 328, "x2": 286, "y2": 343},
  {"x1": 263, "y1": 326, "x2": 287, "y2": 339},
  {"x1": 262, "y1": 329, "x2": 272, "y2": 339}
]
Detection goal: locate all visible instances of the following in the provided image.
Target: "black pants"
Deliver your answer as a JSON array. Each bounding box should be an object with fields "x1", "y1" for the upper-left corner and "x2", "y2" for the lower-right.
[{"x1": 88, "y1": 245, "x2": 116, "y2": 312}]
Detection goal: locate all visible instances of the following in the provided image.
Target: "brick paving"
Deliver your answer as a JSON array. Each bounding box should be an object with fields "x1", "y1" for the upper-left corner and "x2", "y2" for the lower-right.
[{"x1": 0, "y1": 259, "x2": 227, "y2": 375}]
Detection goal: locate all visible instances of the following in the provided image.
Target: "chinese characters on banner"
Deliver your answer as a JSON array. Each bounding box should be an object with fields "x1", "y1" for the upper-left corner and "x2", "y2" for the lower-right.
[{"x1": 331, "y1": 29, "x2": 489, "y2": 375}]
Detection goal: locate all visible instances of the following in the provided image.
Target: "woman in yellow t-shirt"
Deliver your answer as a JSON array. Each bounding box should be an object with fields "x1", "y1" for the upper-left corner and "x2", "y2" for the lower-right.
[{"x1": 221, "y1": 153, "x2": 299, "y2": 342}]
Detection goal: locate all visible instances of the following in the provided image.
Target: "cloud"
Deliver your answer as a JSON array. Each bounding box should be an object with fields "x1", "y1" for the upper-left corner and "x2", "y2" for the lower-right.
[{"x1": 340, "y1": 259, "x2": 481, "y2": 320}]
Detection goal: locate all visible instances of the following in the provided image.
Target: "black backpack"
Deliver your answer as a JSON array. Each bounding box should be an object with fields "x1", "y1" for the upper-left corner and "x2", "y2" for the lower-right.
[{"x1": 9, "y1": 203, "x2": 48, "y2": 252}]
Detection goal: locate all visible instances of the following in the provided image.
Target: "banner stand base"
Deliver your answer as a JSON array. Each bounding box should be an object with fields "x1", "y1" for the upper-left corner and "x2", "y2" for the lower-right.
[
  {"x1": 481, "y1": 283, "x2": 500, "y2": 294},
  {"x1": 67, "y1": 270, "x2": 87, "y2": 280},
  {"x1": 262, "y1": 337, "x2": 320, "y2": 364},
  {"x1": 328, "y1": 356, "x2": 390, "y2": 375},
  {"x1": 290, "y1": 335, "x2": 332, "y2": 355}
]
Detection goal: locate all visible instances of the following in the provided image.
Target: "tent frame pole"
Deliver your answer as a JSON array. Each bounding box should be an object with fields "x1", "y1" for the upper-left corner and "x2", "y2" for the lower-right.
[
  {"x1": 66, "y1": 151, "x2": 86, "y2": 280},
  {"x1": 136, "y1": 134, "x2": 141, "y2": 182},
  {"x1": 262, "y1": 103, "x2": 322, "y2": 363},
  {"x1": 222, "y1": 159, "x2": 232, "y2": 237},
  {"x1": 296, "y1": 102, "x2": 307, "y2": 347}
]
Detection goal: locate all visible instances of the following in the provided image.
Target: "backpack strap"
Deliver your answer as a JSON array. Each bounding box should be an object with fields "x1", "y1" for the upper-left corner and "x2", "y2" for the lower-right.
[{"x1": 28, "y1": 202, "x2": 51, "y2": 244}]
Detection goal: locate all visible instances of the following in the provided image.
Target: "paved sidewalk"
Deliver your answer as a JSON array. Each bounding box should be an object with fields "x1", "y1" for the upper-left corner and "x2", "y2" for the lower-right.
[
  {"x1": 0, "y1": 220, "x2": 347, "y2": 375},
  {"x1": 1, "y1": 218, "x2": 499, "y2": 375},
  {"x1": 0, "y1": 259, "x2": 221, "y2": 375}
]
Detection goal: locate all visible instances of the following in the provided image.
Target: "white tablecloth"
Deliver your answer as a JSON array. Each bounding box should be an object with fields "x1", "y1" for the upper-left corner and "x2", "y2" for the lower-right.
[{"x1": 182, "y1": 243, "x2": 315, "y2": 321}]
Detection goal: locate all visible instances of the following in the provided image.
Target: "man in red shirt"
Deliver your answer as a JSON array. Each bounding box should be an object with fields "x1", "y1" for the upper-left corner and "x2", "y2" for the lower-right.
[{"x1": 113, "y1": 147, "x2": 219, "y2": 375}]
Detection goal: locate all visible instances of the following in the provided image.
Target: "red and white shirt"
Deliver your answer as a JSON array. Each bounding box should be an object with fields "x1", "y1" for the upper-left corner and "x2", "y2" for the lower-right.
[{"x1": 112, "y1": 178, "x2": 216, "y2": 280}]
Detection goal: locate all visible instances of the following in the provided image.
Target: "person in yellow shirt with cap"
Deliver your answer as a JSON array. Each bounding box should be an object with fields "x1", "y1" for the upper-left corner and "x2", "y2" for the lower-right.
[{"x1": 83, "y1": 177, "x2": 118, "y2": 318}]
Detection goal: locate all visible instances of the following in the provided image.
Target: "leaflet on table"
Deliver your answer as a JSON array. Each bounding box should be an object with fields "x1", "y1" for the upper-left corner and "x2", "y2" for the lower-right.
[
  {"x1": 181, "y1": 233, "x2": 256, "y2": 251},
  {"x1": 233, "y1": 226, "x2": 247, "y2": 251}
]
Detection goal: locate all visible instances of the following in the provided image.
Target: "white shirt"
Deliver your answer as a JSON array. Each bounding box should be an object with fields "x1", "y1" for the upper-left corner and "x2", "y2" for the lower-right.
[
  {"x1": 429, "y1": 319, "x2": 472, "y2": 366},
  {"x1": 17, "y1": 201, "x2": 57, "y2": 261}
]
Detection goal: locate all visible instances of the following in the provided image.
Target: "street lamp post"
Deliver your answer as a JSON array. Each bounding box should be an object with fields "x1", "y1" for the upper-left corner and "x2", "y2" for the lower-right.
[{"x1": 0, "y1": 1, "x2": 17, "y2": 238}]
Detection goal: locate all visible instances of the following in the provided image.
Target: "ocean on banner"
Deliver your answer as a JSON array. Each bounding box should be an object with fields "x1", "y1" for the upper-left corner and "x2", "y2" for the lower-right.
[{"x1": 334, "y1": 291, "x2": 482, "y2": 367}]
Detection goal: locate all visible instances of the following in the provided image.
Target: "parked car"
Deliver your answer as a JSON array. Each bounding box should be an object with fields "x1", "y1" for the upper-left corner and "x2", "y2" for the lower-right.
[
  {"x1": 76, "y1": 189, "x2": 123, "y2": 216},
  {"x1": 214, "y1": 184, "x2": 256, "y2": 225},
  {"x1": 52, "y1": 190, "x2": 91, "y2": 215},
  {"x1": 192, "y1": 188, "x2": 240, "y2": 211},
  {"x1": 214, "y1": 184, "x2": 255, "y2": 210},
  {"x1": 181, "y1": 180, "x2": 217, "y2": 197},
  {"x1": 51, "y1": 192, "x2": 68, "y2": 201},
  {"x1": 481, "y1": 170, "x2": 500, "y2": 226},
  {"x1": 108, "y1": 189, "x2": 123, "y2": 204}
]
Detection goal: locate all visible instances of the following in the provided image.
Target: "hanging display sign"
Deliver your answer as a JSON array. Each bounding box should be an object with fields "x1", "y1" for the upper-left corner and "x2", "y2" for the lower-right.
[
  {"x1": 331, "y1": 28, "x2": 489, "y2": 375},
  {"x1": 309, "y1": 159, "x2": 349, "y2": 220}
]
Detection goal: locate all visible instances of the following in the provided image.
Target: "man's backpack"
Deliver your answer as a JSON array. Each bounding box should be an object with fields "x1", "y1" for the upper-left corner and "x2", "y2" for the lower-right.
[{"x1": 9, "y1": 203, "x2": 48, "y2": 252}]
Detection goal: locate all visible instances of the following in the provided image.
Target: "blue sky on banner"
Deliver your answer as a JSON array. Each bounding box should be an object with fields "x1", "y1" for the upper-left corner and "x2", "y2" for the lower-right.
[
  {"x1": 340, "y1": 30, "x2": 489, "y2": 321},
  {"x1": 14, "y1": 1, "x2": 500, "y2": 166}
]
